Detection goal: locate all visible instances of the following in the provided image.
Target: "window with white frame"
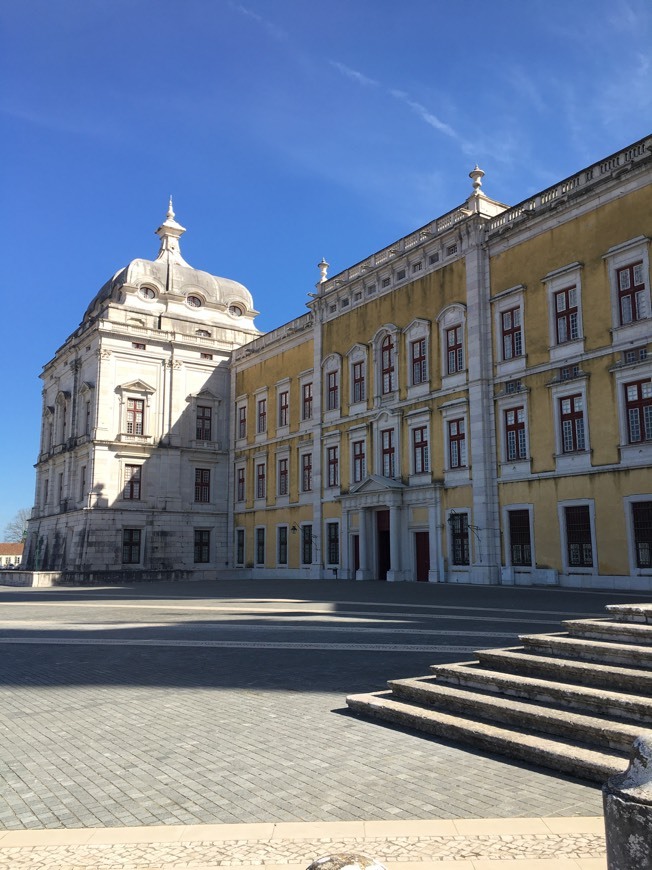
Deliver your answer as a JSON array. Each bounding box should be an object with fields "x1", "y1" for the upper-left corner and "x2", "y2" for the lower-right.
[
  {"x1": 301, "y1": 524, "x2": 313, "y2": 565},
  {"x1": 235, "y1": 528, "x2": 245, "y2": 566},
  {"x1": 256, "y1": 397, "x2": 267, "y2": 434},
  {"x1": 122, "y1": 528, "x2": 142, "y2": 564},
  {"x1": 236, "y1": 465, "x2": 245, "y2": 502},
  {"x1": 559, "y1": 395, "x2": 586, "y2": 453},
  {"x1": 301, "y1": 452, "x2": 312, "y2": 492},
  {"x1": 543, "y1": 265, "x2": 584, "y2": 362},
  {"x1": 255, "y1": 527, "x2": 265, "y2": 566},
  {"x1": 381, "y1": 335, "x2": 395, "y2": 394},
  {"x1": 404, "y1": 319, "x2": 430, "y2": 395},
  {"x1": 277, "y1": 526, "x2": 288, "y2": 565},
  {"x1": 326, "y1": 445, "x2": 339, "y2": 487},
  {"x1": 504, "y1": 407, "x2": 527, "y2": 461},
  {"x1": 255, "y1": 462, "x2": 266, "y2": 499},
  {"x1": 277, "y1": 456, "x2": 289, "y2": 496},
  {"x1": 560, "y1": 502, "x2": 595, "y2": 571},
  {"x1": 123, "y1": 464, "x2": 142, "y2": 500},
  {"x1": 301, "y1": 381, "x2": 313, "y2": 420},
  {"x1": 446, "y1": 326, "x2": 464, "y2": 374},
  {"x1": 449, "y1": 512, "x2": 470, "y2": 566},
  {"x1": 277, "y1": 386, "x2": 289, "y2": 428},
  {"x1": 323, "y1": 356, "x2": 342, "y2": 417},
  {"x1": 352, "y1": 438, "x2": 366, "y2": 483},
  {"x1": 326, "y1": 522, "x2": 340, "y2": 565},
  {"x1": 492, "y1": 288, "x2": 526, "y2": 375},
  {"x1": 237, "y1": 402, "x2": 247, "y2": 440},
  {"x1": 347, "y1": 345, "x2": 367, "y2": 408},
  {"x1": 327, "y1": 371, "x2": 339, "y2": 411},
  {"x1": 627, "y1": 498, "x2": 652, "y2": 571},
  {"x1": 412, "y1": 425, "x2": 429, "y2": 474},
  {"x1": 604, "y1": 237, "x2": 651, "y2": 344},
  {"x1": 448, "y1": 418, "x2": 467, "y2": 468},
  {"x1": 507, "y1": 508, "x2": 532, "y2": 566},
  {"x1": 551, "y1": 379, "x2": 591, "y2": 472},
  {"x1": 624, "y1": 379, "x2": 652, "y2": 444},
  {"x1": 381, "y1": 428, "x2": 396, "y2": 477},
  {"x1": 437, "y1": 305, "x2": 466, "y2": 385}
]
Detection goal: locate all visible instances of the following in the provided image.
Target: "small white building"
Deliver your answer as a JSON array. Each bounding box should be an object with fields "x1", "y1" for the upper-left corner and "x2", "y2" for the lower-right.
[{"x1": 24, "y1": 203, "x2": 259, "y2": 581}]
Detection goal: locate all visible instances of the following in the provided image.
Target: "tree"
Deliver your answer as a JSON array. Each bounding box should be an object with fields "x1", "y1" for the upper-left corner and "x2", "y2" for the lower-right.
[{"x1": 4, "y1": 508, "x2": 30, "y2": 543}]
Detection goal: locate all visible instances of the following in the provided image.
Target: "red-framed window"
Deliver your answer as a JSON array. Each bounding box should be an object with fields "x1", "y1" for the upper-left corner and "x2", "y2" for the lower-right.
[
  {"x1": 502, "y1": 307, "x2": 523, "y2": 360},
  {"x1": 450, "y1": 513, "x2": 469, "y2": 565},
  {"x1": 327, "y1": 371, "x2": 339, "y2": 410},
  {"x1": 632, "y1": 502, "x2": 652, "y2": 568},
  {"x1": 381, "y1": 428, "x2": 395, "y2": 477},
  {"x1": 126, "y1": 398, "x2": 144, "y2": 435},
  {"x1": 412, "y1": 426, "x2": 429, "y2": 474},
  {"x1": 565, "y1": 505, "x2": 593, "y2": 567},
  {"x1": 504, "y1": 407, "x2": 527, "y2": 460},
  {"x1": 618, "y1": 262, "x2": 645, "y2": 325},
  {"x1": 278, "y1": 458, "x2": 288, "y2": 496},
  {"x1": 446, "y1": 326, "x2": 463, "y2": 374},
  {"x1": 196, "y1": 405, "x2": 212, "y2": 441},
  {"x1": 352, "y1": 361, "x2": 366, "y2": 403},
  {"x1": 122, "y1": 528, "x2": 141, "y2": 564},
  {"x1": 559, "y1": 395, "x2": 586, "y2": 452},
  {"x1": 194, "y1": 468, "x2": 210, "y2": 503},
  {"x1": 302, "y1": 383, "x2": 313, "y2": 420},
  {"x1": 625, "y1": 380, "x2": 652, "y2": 443},
  {"x1": 237, "y1": 405, "x2": 246, "y2": 439},
  {"x1": 301, "y1": 453, "x2": 312, "y2": 492},
  {"x1": 257, "y1": 398, "x2": 267, "y2": 433},
  {"x1": 554, "y1": 287, "x2": 579, "y2": 344},
  {"x1": 327, "y1": 446, "x2": 339, "y2": 487},
  {"x1": 448, "y1": 418, "x2": 467, "y2": 468},
  {"x1": 411, "y1": 338, "x2": 427, "y2": 385},
  {"x1": 256, "y1": 463, "x2": 266, "y2": 499},
  {"x1": 353, "y1": 440, "x2": 366, "y2": 483},
  {"x1": 123, "y1": 464, "x2": 141, "y2": 500},
  {"x1": 236, "y1": 467, "x2": 245, "y2": 502},
  {"x1": 278, "y1": 390, "x2": 289, "y2": 427},
  {"x1": 194, "y1": 530, "x2": 210, "y2": 563},
  {"x1": 381, "y1": 335, "x2": 395, "y2": 394}
]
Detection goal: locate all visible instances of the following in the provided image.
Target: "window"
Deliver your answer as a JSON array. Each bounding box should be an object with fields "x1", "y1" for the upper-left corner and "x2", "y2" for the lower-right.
[
  {"x1": 450, "y1": 513, "x2": 469, "y2": 565},
  {"x1": 256, "y1": 463, "x2": 266, "y2": 499},
  {"x1": 255, "y1": 528, "x2": 265, "y2": 566},
  {"x1": 554, "y1": 287, "x2": 579, "y2": 344},
  {"x1": 194, "y1": 468, "x2": 210, "y2": 502},
  {"x1": 381, "y1": 277, "x2": 391, "y2": 288},
  {"x1": 132, "y1": 342, "x2": 146, "y2": 350},
  {"x1": 140, "y1": 286, "x2": 156, "y2": 299},
  {"x1": 124, "y1": 465, "x2": 141, "y2": 500},
  {"x1": 238, "y1": 405, "x2": 247, "y2": 439},
  {"x1": 194, "y1": 530, "x2": 210, "y2": 563},
  {"x1": 43, "y1": 478, "x2": 49, "y2": 506},
  {"x1": 504, "y1": 407, "x2": 527, "y2": 461},
  {"x1": 411, "y1": 339, "x2": 427, "y2": 385},
  {"x1": 257, "y1": 398, "x2": 267, "y2": 434},
  {"x1": 85, "y1": 401, "x2": 92, "y2": 435},
  {"x1": 505, "y1": 379, "x2": 522, "y2": 394},
  {"x1": 200, "y1": 353, "x2": 213, "y2": 360},
  {"x1": 327, "y1": 371, "x2": 339, "y2": 410},
  {"x1": 196, "y1": 405, "x2": 212, "y2": 441},
  {"x1": 446, "y1": 326, "x2": 463, "y2": 374},
  {"x1": 58, "y1": 472, "x2": 64, "y2": 503},
  {"x1": 235, "y1": 529, "x2": 245, "y2": 565},
  {"x1": 278, "y1": 390, "x2": 289, "y2": 427},
  {"x1": 186, "y1": 295, "x2": 202, "y2": 308},
  {"x1": 277, "y1": 527, "x2": 288, "y2": 565},
  {"x1": 564, "y1": 505, "x2": 593, "y2": 567},
  {"x1": 122, "y1": 529, "x2": 141, "y2": 564},
  {"x1": 326, "y1": 522, "x2": 340, "y2": 565},
  {"x1": 560, "y1": 365, "x2": 580, "y2": 381},
  {"x1": 381, "y1": 429, "x2": 395, "y2": 477},
  {"x1": 448, "y1": 419, "x2": 467, "y2": 468},
  {"x1": 353, "y1": 440, "x2": 366, "y2": 483},
  {"x1": 501, "y1": 307, "x2": 522, "y2": 360},
  {"x1": 80, "y1": 465, "x2": 87, "y2": 500},
  {"x1": 236, "y1": 467, "x2": 245, "y2": 502},
  {"x1": 196, "y1": 329, "x2": 210, "y2": 337},
  {"x1": 618, "y1": 262, "x2": 646, "y2": 325},
  {"x1": 559, "y1": 395, "x2": 586, "y2": 452},
  {"x1": 301, "y1": 453, "x2": 312, "y2": 492},
  {"x1": 632, "y1": 502, "x2": 652, "y2": 568},
  {"x1": 446, "y1": 243, "x2": 458, "y2": 257},
  {"x1": 278, "y1": 457, "x2": 288, "y2": 496},
  {"x1": 126, "y1": 398, "x2": 144, "y2": 435},
  {"x1": 302, "y1": 383, "x2": 313, "y2": 420},
  {"x1": 412, "y1": 426, "x2": 429, "y2": 474},
  {"x1": 351, "y1": 360, "x2": 365, "y2": 403},
  {"x1": 508, "y1": 510, "x2": 532, "y2": 566},
  {"x1": 381, "y1": 336, "x2": 395, "y2": 394},
  {"x1": 429, "y1": 253, "x2": 440, "y2": 265},
  {"x1": 396, "y1": 269, "x2": 406, "y2": 281},
  {"x1": 412, "y1": 262, "x2": 422, "y2": 273},
  {"x1": 625, "y1": 380, "x2": 652, "y2": 443},
  {"x1": 301, "y1": 525, "x2": 313, "y2": 565},
  {"x1": 327, "y1": 446, "x2": 339, "y2": 487}
]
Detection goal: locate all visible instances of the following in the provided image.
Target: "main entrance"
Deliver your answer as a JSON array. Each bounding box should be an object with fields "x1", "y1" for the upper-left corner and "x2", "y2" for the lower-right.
[
  {"x1": 415, "y1": 531, "x2": 430, "y2": 581},
  {"x1": 376, "y1": 510, "x2": 390, "y2": 580}
]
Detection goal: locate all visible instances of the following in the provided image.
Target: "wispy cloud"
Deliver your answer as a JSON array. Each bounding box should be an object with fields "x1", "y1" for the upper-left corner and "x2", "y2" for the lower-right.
[
  {"x1": 389, "y1": 89, "x2": 457, "y2": 139},
  {"x1": 329, "y1": 61, "x2": 378, "y2": 88},
  {"x1": 229, "y1": 2, "x2": 286, "y2": 41}
]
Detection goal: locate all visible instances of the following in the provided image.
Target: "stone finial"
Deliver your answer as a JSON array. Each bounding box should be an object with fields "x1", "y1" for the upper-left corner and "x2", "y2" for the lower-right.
[
  {"x1": 469, "y1": 165, "x2": 485, "y2": 195},
  {"x1": 317, "y1": 257, "x2": 330, "y2": 284},
  {"x1": 167, "y1": 196, "x2": 175, "y2": 220},
  {"x1": 155, "y1": 198, "x2": 190, "y2": 266}
]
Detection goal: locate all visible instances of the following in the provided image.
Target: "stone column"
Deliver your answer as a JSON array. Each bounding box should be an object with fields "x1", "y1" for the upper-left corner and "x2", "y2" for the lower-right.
[
  {"x1": 603, "y1": 734, "x2": 652, "y2": 869},
  {"x1": 356, "y1": 508, "x2": 373, "y2": 580},
  {"x1": 387, "y1": 504, "x2": 404, "y2": 582},
  {"x1": 427, "y1": 499, "x2": 441, "y2": 582}
]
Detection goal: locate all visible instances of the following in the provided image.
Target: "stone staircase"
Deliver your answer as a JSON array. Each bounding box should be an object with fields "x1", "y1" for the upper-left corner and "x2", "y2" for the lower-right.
[{"x1": 346, "y1": 602, "x2": 652, "y2": 783}]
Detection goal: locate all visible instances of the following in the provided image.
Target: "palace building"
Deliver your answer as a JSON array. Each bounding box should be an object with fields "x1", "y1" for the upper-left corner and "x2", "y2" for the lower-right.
[{"x1": 23, "y1": 135, "x2": 652, "y2": 589}]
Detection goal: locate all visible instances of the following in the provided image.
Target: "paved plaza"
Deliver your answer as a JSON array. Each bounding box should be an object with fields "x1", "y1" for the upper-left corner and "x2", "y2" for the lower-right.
[{"x1": 1, "y1": 577, "x2": 650, "y2": 867}]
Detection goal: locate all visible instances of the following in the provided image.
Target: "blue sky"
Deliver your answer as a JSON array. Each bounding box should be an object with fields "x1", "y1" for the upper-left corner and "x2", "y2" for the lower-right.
[{"x1": 1, "y1": 0, "x2": 651, "y2": 534}]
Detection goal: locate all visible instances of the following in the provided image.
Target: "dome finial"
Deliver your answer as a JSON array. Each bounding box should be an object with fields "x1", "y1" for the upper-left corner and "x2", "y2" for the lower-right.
[
  {"x1": 167, "y1": 196, "x2": 175, "y2": 220},
  {"x1": 155, "y1": 198, "x2": 189, "y2": 267}
]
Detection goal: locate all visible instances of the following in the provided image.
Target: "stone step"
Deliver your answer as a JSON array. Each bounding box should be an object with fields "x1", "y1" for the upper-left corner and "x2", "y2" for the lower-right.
[
  {"x1": 346, "y1": 690, "x2": 625, "y2": 783},
  {"x1": 563, "y1": 618, "x2": 652, "y2": 645},
  {"x1": 475, "y1": 647, "x2": 652, "y2": 694},
  {"x1": 605, "y1": 603, "x2": 652, "y2": 624},
  {"x1": 520, "y1": 632, "x2": 652, "y2": 668},
  {"x1": 387, "y1": 676, "x2": 641, "y2": 753},
  {"x1": 429, "y1": 661, "x2": 652, "y2": 722}
]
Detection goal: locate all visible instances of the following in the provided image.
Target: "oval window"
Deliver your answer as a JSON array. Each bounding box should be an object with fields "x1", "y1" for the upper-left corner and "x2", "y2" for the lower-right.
[
  {"x1": 140, "y1": 286, "x2": 156, "y2": 299},
  {"x1": 229, "y1": 304, "x2": 244, "y2": 317},
  {"x1": 187, "y1": 295, "x2": 202, "y2": 308}
]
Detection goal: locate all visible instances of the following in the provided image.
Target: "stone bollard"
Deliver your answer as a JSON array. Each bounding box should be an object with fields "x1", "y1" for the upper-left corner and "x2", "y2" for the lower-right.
[
  {"x1": 306, "y1": 854, "x2": 386, "y2": 870},
  {"x1": 603, "y1": 734, "x2": 652, "y2": 869}
]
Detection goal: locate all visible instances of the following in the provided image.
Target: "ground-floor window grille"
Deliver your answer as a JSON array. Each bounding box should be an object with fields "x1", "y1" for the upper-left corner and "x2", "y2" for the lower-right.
[
  {"x1": 508, "y1": 509, "x2": 532, "y2": 566},
  {"x1": 235, "y1": 529, "x2": 245, "y2": 566},
  {"x1": 326, "y1": 522, "x2": 339, "y2": 565},
  {"x1": 194, "y1": 529, "x2": 210, "y2": 563},
  {"x1": 450, "y1": 513, "x2": 469, "y2": 565},
  {"x1": 255, "y1": 528, "x2": 265, "y2": 566},
  {"x1": 565, "y1": 505, "x2": 593, "y2": 567},
  {"x1": 277, "y1": 526, "x2": 288, "y2": 565},
  {"x1": 301, "y1": 524, "x2": 313, "y2": 565},
  {"x1": 122, "y1": 529, "x2": 141, "y2": 564},
  {"x1": 633, "y1": 501, "x2": 652, "y2": 568}
]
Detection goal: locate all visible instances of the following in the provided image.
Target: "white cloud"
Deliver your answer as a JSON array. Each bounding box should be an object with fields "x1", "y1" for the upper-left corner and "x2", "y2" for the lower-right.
[
  {"x1": 229, "y1": 2, "x2": 287, "y2": 41},
  {"x1": 330, "y1": 61, "x2": 378, "y2": 88},
  {"x1": 389, "y1": 89, "x2": 457, "y2": 139}
]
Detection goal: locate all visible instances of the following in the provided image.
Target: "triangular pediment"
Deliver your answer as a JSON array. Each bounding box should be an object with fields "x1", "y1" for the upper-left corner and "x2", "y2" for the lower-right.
[
  {"x1": 350, "y1": 474, "x2": 406, "y2": 494},
  {"x1": 118, "y1": 379, "x2": 156, "y2": 395}
]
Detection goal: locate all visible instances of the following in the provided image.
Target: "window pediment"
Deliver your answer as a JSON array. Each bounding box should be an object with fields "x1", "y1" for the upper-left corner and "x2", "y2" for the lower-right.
[{"x1": 117, "y1": 379, "x2": 156, "y2": 396}]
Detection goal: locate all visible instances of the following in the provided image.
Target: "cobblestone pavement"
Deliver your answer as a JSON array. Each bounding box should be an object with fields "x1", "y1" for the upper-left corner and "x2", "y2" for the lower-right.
[
  {"x1": 0, "y1": 817, "x2": 607, "y2": 869},
  {"x1": 0, "y1": 578, "x2": 642, "y2": 834}
]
